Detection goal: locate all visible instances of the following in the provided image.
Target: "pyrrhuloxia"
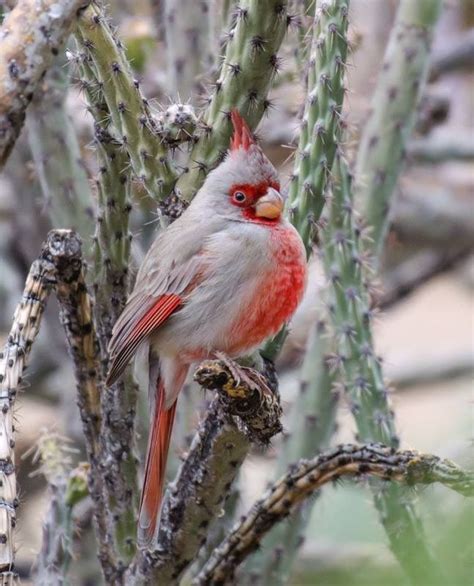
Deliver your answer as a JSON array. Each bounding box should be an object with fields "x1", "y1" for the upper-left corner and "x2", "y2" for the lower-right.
[{"x1": 106, "y1": 111, "x2": 307, "y2": 546}]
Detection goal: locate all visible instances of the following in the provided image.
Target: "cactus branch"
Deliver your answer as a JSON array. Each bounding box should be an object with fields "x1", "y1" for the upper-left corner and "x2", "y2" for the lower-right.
[
  {"x1": 0, "y1": 0, "x2": 90, "y2": 168},
  {"x1": 355, "y1": 0, "x2": 442, "y2": 258},
  {"x1": 323, "y1": 156, "x2": 443, "y2": 584},
  {"x1": 75, "y1": 3, "x2": 178, "y2": 201},
  {"x1": 176, "y1": 0, "x2": 290, "y2": 201},
  {"x1": 0, "y1": 243, "x2": 56, "y2": 576},
  {"x1": 288, "y1": 0, "x2": 349, "y2": 253},
  {"x1": 195, "y1": 443, "x2": 474, "y2": 585},
  {"x1": 128, "y1": 357, "x2": 282, "y2": 585}
]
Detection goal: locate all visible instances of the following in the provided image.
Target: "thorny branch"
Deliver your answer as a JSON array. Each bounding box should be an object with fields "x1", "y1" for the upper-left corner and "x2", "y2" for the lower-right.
[
  {"x1": 195, "y1": 443, "x2": 474, "y2": 585},
  {"x1": 0, "y1": 0, "x2": 90, "y2": 167},
  {"x1": 128, "y1": 357, "x2": 282, "y2": 585}
]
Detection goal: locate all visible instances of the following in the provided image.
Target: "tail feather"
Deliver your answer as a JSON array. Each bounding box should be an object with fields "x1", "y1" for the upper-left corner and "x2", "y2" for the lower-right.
[{"x1": 138, "y1": 382, "x2": 177, "y2": 548}]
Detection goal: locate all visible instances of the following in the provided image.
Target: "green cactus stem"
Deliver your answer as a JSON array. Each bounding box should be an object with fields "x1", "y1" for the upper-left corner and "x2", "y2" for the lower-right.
[
  {"x1": 355, "y1": 0, "x2": 442, "y2": 259},
  {"x1": 176, "y1": 0, "x2": 291, "y2": 201},
  {"x1": 288, "y1": 0, "x2": 349, "y2": 254},
  {"x1": 26, "y1": 58, "x2": 95, "y2": 249},
  {"x1": 322, "y1": 155, "x2": 443, "y2": 585},
  {"x1": 75, "y1": 3, "x2": 178, "y2": 202},
  {"x1": 73, "y1": 43, "x2": 140, "y2": 567}
]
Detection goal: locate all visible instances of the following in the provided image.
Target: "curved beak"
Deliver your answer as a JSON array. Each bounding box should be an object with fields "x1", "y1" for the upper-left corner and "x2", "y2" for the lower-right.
[{"x1": 254, "y1": 187, "x2": 284, "y2": 220}]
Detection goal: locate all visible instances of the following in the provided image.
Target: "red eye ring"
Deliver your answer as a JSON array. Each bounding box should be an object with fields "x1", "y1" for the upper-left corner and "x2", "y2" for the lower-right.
[{"x1": 233, "y1": 191, "x2": 247, "y2": 203}]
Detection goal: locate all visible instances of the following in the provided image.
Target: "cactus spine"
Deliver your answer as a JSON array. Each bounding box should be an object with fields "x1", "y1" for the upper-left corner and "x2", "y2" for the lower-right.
[
  {"x1": 322, "y1": 155, "x2": 442, "y2": 584},
  {"x1": 75, "y1": 4, "x2": 178, "y2": 202},
  {"x1": 355, "y1": 0, "x2": 442, "y2": 258},
  {"x1": 177, "y1": 0, "x2": 290, "y2": 201}
]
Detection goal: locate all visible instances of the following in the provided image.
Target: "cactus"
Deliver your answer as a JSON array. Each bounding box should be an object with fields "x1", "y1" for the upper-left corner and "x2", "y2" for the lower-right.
[
  {"x1": 164, "y1": 0, "x2": 214, "y2": 101},
  {"x1": 288, "y1": 0, "x2": 349, "y2": 254},
  {"x1": 75, "y1": 3, "x2": 179, "y2": 202},
  {"x1": 26, "y1": 58, "x2": 95, "y2": 248},
  {"x1": 176, "y1": 0, "x2": 291, "y2": 201},
  {"x1": 355, "y1": 0, "x2": 442, "y2": 259},
  {"x1": 73, "y1": 47, "x2": 140, "y2": 566},
  {"x1": 322, "y1": 154, "x2": 443, "y2": 584}
]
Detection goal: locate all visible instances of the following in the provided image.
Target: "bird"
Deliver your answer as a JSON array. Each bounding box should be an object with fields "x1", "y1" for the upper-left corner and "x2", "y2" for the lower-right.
[{"x1": 106, "y1": 110, "x2": 307, "y2": 547}]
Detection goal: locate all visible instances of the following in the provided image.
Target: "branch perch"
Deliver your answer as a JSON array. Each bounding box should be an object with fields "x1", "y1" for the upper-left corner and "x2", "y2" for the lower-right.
[
  {"x1": 0, "y1": 0, "x2": 90, "y2": 168},
  {"x1": 129, "y1": 357, "x2": 282, "y2": 585},
  {"x1": 195, "y1": 443, "x2": 474, "y2": 585}
]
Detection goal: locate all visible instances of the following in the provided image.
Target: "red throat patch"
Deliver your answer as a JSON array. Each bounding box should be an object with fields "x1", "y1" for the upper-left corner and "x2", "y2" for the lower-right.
[{"x1": 230, "y1": 110, "x2": 255, "y2": 151}]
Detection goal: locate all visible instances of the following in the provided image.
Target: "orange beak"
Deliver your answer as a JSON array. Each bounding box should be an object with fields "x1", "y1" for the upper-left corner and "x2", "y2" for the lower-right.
[{"x1": 254, "y1": 187, "x2": 284, "y2": 220}]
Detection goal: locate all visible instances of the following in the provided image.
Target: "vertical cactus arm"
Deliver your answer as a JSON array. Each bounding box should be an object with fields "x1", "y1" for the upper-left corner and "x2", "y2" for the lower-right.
[
  {"x1": 177, "y1": 0, "x2": 291, "y2": 201},
  {"x1": 26, "y1": 58, "x2": 95, "y2": 247},
  {"x1": 355, "y1": 0, "x2": 442, "y2": 258},
  {"x1": 75, "y1": 3, "x2": 178, "y2": 201},
  {"x1": 94, "y1": 131, "x2": 140, "y2": 566},
  {"x1": 0, "y1": 251, "x2": 56, "y2": 577},
  {"x1": 0, "y1": 0, "x2": 90, "y2": 168},
  {"x1": 322, "y1": 155, "x2": 444, "y2": 584},
  {"x1": 288, "y1": 0, "x2": 349, "y2": 254},
  {"x1": 164, "y1": 0, "x2": 213, "y2": 101}
]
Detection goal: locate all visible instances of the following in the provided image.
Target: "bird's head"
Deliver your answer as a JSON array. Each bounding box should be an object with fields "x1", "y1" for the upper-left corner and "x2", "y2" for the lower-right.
[{"x1": 195, "y1": 110, "x2": 284, "y2": 224}]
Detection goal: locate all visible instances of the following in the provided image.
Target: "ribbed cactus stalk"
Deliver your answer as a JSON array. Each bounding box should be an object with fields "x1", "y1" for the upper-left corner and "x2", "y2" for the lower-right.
[
  {"x1": 289, "y1": 0, "x2": 349, "y2": 254},
  {"x1": 164, "y1": 0, "x2": 213, "y2": 101},
  {"x1": 355, "y1": 0, "x2": 442, "y2": 258},
  {"x1": 177, "y1": 0, "x2": 291, "y2": 201},
  {"x1": 73, "y1": 45, "x2": 140, "y2": 567},
  {"x1": 75, "y1": 4, "x2": 178, "y2": 201},
  {"x1": 26, "y1": 58, "x2": 95, "y2": 248},
  {"x1": 322, "y1": 155, "x2": 443, "y2": 584},
  {"x1": 0, "y1": 250, "x2": 56, "y2": 576}
]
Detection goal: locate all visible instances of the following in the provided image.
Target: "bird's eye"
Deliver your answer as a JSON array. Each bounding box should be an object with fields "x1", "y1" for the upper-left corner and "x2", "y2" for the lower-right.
[{"x1": 233, "y1": 191, "x2": 247, "y2": 203}]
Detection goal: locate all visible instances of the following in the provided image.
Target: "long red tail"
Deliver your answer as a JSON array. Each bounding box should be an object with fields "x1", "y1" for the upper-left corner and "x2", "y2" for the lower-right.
[{"x1": 138, "y1": 382, "x2": 177, "y2": 547}]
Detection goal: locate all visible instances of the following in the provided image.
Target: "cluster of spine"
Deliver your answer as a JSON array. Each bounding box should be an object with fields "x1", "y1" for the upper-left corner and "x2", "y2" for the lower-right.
[
  {"x1": 355, "y1": 0, "x2": 442, "y2": 258},
  {"x1": 176, "y1": 0, "x2": 291, "y2": 200},
  {"x1": 26, "y1": 58, "x2": 95, "y2": 248},
  {"x1": 321, "y1": 155, "x2": 442, "y2": 584},
  {"x1": 288, "y1": 0, "x2": 349, "y2": 253},
  {"x1": 75, "y1": 3, "x2": 178, "y2": 202},
  {"x1": 71, "y1": 47, "x2": 140, "y2": 568}
]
